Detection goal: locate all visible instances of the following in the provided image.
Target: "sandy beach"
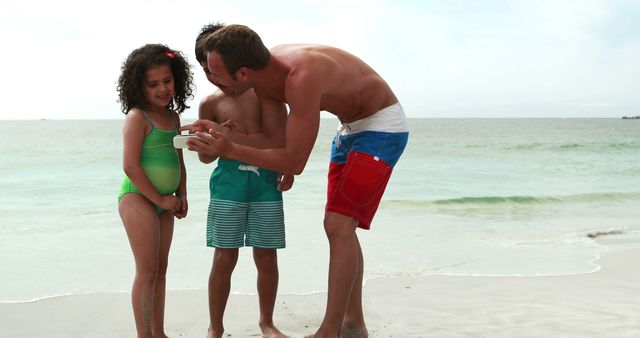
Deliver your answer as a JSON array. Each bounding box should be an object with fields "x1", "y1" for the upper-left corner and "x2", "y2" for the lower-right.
[{"x1": 2, "y1": 239, "x2": 639, "y2": 338}]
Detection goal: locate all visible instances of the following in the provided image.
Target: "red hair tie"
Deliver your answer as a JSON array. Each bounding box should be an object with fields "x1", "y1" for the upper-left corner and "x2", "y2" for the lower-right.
[{"x1": 165, "y1": 51, "x2": 176, "y2": 59}]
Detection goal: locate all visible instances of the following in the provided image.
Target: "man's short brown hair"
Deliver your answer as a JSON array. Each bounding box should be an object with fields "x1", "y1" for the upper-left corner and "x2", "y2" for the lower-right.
[{"x1": 203, "y1": 24, "x2": 271, "y2": 76}]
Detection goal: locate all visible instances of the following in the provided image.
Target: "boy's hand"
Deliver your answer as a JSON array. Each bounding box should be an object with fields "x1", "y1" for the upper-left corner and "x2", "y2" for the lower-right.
[
  {"x1": 180, "y1": 119, "x2": 235, "y2": 134},
  {"x1": 277, "y1": 173, "x2": 295, "y2": 192},
  {"x1": 180, "y1": 119, "x2": 216, "y2": 133}
]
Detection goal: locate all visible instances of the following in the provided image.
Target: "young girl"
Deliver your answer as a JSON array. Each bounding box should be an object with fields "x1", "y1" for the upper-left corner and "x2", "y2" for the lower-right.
[{"x1": 116, "y1": 44, "x2": 194, "y2": 338}]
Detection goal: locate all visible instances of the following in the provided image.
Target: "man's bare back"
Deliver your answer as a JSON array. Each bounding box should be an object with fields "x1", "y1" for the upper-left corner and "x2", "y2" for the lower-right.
[{"x1": 265, "y1": 44, "x2": 398, "y2": 123}]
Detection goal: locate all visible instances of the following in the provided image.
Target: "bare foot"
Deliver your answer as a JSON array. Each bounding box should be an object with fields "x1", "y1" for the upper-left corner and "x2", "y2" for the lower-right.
[
  {"x1": 206, "y1": 326, "x2": 222, "y2": 338},
  {"x1": 340, "y1": 324, "x2": 368, "y2": 338},
  {"x1": 261, "y1": 324, "x2": 289, "y2": 338}
]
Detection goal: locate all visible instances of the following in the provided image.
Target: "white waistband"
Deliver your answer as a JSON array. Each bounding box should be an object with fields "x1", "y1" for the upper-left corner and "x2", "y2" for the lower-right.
[
  {"x1": 238, "y1": 164, "x2": 260, "y2": 176},
  {"x1": 337, "y1": 102, "x2": 409, "y2": 136}
]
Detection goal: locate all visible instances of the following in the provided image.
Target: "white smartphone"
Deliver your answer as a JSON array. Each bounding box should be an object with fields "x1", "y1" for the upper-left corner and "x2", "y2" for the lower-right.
[{"x1": 173, "y1": 134, "x2": 198, "y2": 149}]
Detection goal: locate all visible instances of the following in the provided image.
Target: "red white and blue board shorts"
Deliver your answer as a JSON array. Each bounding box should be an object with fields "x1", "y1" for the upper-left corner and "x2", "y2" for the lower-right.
[{"x1": 326, "y1": 102, "x2": 409, "y2": 229}]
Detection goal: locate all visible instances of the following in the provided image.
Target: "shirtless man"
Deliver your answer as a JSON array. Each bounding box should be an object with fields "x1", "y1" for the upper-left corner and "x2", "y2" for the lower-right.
[
  {"x1": 193, "y1": 23, "x2": 292, "y2": 338},
  {"x1": 184, "y1": 24, "x2": 409, "y2": 338}
]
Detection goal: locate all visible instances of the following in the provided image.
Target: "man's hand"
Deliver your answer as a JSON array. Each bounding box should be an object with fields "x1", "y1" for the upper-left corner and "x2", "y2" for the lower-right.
[{"x1": 186, "y1": 131, "x2": 232, "y2": 156}]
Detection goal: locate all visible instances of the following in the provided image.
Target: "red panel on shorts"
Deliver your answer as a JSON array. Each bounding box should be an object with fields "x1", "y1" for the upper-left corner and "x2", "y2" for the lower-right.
[{"x1": 326, "y1": 151, "x2": 392, "y2": 229}]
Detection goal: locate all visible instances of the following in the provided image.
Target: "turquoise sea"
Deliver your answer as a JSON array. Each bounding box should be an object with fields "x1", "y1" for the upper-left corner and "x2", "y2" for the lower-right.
[{"x1": 1, "y1": 118, "x2": 639, "y2": 303}]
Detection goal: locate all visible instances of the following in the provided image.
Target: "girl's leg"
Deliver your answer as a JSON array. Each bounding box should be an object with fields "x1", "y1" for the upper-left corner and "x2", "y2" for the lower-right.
[
  {"x1": 151, "y1": 210, "x2": 175, "y2": 338},
  {"x1": 119, "y1": 194, "x2": 162, "y2": 338}
]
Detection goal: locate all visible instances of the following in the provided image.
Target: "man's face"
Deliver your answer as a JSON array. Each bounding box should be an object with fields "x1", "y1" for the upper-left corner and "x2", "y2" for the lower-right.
[
  {"x1": 199, "y1": 61, "x2": 216, "y2": 86},
  {"x1": 206, "y1": 51, "x2": 250, "y2": 95}
]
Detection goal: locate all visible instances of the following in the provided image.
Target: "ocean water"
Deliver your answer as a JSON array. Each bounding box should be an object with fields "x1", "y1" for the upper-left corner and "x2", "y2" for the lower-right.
[{"x1": 1, "y1": 118, "x2": 639, "y2": 303}]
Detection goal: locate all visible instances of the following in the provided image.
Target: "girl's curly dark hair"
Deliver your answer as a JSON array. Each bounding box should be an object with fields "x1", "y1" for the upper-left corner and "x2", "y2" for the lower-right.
[{"x1": 116, "y1": 44, "x2": 195, "y2": 114}]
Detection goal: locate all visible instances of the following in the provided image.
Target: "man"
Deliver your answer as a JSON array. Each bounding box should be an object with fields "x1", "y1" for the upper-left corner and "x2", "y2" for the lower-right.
[
  {"x1": 184, "y1": 24, "x2": 409, "y2": 338},
  {"x1": 193, "y1": 23, "x2": 292, "y2": 338}
]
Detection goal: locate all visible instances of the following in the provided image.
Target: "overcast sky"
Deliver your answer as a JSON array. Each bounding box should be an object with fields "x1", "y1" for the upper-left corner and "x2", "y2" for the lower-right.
[{"x1": 1, "y1": 0, "x2": 638, "y2": 119}]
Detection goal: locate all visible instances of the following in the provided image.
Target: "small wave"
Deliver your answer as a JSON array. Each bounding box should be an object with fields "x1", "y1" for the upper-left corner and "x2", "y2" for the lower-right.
[
  {"x1": 555, "y1": 142, "x2": 640, "y2": 151},
  {"x1": 0, "y1": 290, "x2": 131, "y2": 304},
  {"x1": 507, "y1": 141, "x2": 640, "y2": 152},
  {"x1": 586, "y1": 230, "x2": 624, "y2": 239},
  {"x1": 557, "y1": 143, "x2": 582, "y2": 150},
  {"x1": 434, "y1": 195, "x2": 559, "y2": 205},
  {"x1": 384, "y1": 191, "x2": 640, "y2": 208}
]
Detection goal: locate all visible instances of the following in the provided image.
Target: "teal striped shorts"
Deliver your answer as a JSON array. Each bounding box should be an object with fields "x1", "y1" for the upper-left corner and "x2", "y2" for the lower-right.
[{"x1": 207, "y1": 159, "x2": 285, "y2": 249}]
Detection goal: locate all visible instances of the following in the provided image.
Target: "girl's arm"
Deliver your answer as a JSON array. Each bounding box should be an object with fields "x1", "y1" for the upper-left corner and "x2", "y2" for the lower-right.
[
  {"x1": 174, "y1": 113, "x2": 188, "y2": 218},
  {"x1": 122, "y1": 109, "x2": 177, "y2": 211}
]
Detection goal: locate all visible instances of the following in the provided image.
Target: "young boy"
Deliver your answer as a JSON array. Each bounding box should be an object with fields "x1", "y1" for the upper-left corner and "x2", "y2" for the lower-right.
[{"x1": 194, "y1": 23, "x2": 292, "y2": 338}]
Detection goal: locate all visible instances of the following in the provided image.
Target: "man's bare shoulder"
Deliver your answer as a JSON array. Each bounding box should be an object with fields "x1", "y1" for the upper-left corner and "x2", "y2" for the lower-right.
[
  {"x1": 272, "y1": 44, "x2": 347, "y2": 60},
  {"x1": 271, "y1": 43, "x2": 331, "y2": 54}
]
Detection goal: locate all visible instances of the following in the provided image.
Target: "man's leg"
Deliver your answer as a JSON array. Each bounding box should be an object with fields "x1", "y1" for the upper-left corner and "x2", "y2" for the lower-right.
[
  {"x1": 207, "y1": 248, "x2": 239, "y2": 338},
  {"x1": 340, "y1": 237, "x2": 368, "y2": 338},
  {"x1": 253, "y1": 248, "x2": 288, "y2": 338},
  {"x1": 309, "y1": 211, "x2": 360, "y2": 338}
]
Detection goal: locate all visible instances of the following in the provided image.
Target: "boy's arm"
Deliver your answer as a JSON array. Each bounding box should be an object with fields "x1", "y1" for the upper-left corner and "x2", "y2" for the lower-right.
[{"x1": 197, "y1": 95, "x2": 221, "y2": 164}]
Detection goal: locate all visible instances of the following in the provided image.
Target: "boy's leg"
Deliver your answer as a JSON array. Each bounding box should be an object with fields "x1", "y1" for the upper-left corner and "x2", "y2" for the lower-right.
[
  {"x1": 208, "y1": 248, "x2": 239, "y2": 338},
  {"x1": 253, "y1": 248, "x2": 288, "y2": 338},
  {"x1": 151, "y1": 210, "x2": 175, "y2": 338},
  {"x1": 118, "y1": 194, "x2": 162, "y2": 338},
  {"x1": 246, "y1": 168, "x2": 287, "y2": 337}
]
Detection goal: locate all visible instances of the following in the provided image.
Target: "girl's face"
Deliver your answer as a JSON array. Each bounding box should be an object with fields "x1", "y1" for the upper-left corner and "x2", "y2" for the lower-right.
[{"x1": 143, "y1": 63, "x2": 174, "y2": 109}]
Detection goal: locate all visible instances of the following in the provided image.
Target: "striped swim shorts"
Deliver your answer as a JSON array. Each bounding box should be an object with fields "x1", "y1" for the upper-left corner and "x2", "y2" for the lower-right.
[{"x1": 207, "y1": 159, "x2": 285, "y2": 249}]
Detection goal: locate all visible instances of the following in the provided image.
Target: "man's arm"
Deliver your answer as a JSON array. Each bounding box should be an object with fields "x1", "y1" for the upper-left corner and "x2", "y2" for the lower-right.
[
  {"x1": 222, "y1": 99, "x2": 287, "y2": 148},
  {"x1": 189, "y1": 72, "x2": 322, "y2": 175},
  {"x1": 221, "y1": 105, "x2": 318, "y2": 174}
]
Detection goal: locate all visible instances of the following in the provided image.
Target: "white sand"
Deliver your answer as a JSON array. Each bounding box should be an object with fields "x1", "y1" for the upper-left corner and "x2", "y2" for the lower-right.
[{"x1": 1, "y1": 243, "x2": 639, "y2": 338}]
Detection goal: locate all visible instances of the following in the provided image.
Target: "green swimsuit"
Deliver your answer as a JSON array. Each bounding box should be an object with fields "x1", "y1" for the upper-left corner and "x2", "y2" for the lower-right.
[{"x1": 118, "y1": 109, "x2": 181, "y2": 213}]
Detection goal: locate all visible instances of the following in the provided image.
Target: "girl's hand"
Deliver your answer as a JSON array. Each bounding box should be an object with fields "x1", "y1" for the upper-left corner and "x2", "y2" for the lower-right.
[
  {"x1": 174, "y1": 194, "x2": 188, "y2": 219},
  {"x1": 158, "y1": 195, "x2": 179, "y2": 213}
]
